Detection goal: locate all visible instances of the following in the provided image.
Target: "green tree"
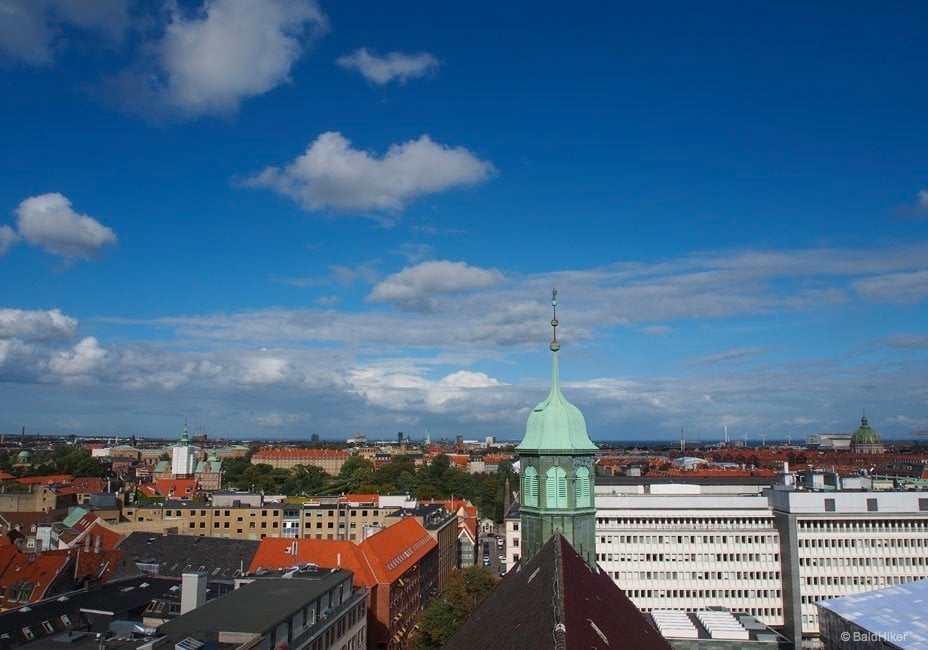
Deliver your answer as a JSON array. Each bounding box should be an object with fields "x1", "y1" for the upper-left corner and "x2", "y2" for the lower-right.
[
  {"x1": 415, "y1": 567, "x2": 498, "y2": 649},
  {"x1": 415, "y1": 601, "x2": 459, "y2": 649},
  {"x1": 339, "y1": 455, "x2": 374, "y2": 480}
]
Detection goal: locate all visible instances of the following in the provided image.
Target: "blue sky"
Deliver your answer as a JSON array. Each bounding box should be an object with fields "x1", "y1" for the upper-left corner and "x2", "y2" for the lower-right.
[{"x1": 1, "y1": 0, "x2": 927, "y2": 442}]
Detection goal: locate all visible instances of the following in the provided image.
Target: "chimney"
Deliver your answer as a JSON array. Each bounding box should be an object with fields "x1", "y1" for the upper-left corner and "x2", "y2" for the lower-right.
[
  {"x1": 94, "y1": 534, "x2": 103, "y2": 553},
  {"x1": 181, "y1": 572, "x2": 208, "y2": 614}
]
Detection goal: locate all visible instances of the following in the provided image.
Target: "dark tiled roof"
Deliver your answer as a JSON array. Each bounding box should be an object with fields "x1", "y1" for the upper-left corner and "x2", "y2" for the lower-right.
[
  {"x1": 0, "y1": 576, "x2": 176, "y2": 650},
  {"x1": 444, "y1": 534, "x2": 673, "y2": 650},
  {"x1": 158, "y1": 571, "x2": 352, "y2": 637},
  {"x1": 115, "y1": 532, "x2": 260, "y2": 579}
]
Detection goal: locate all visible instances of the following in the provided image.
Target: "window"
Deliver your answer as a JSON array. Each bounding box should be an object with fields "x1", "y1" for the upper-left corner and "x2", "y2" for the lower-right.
[
  {"x1": 575, "y1": 466, "x2": 591, "y2": 508},
  {"x1": 522, "y1": 467, "x2": 538, "y2": 507},
  {"x1": 546, "y1": 466, "x2": 567, "y2": 508},
  {"x1": 919, "y1": 498, "x2": 928, "y2": 512},
  {"x1": 824, "y1": 498, "x2": 835, "y2": 512},
  {"x1": 867, "y1": 498, "x2": 878, "y2": 512}
]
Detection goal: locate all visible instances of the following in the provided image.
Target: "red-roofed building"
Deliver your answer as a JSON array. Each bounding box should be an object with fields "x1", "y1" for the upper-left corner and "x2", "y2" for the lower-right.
[
  {"x1": 151, "y1": 478, "x2": 198, "y2": 499},
  {"x1": 0, "y1": 545, "x2": 71, "y2": 610},
  {"x1": 250, "y1": 516, "x2": 438, "y2": 649},
  {"x1": 16, "y1": 474, "x2": 74, "y2": 486},
  {"x1": 251, "y1": 449, "x2": 349, "y2": 474}
]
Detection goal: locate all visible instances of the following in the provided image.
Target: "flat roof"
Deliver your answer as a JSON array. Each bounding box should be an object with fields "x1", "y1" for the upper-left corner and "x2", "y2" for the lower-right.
[
  {"x1": 818, "y1": 579, "x2": 928, "y2": 649},
  {"x1": 158, "y1": 572, "x2": 352, "y2": 636}
]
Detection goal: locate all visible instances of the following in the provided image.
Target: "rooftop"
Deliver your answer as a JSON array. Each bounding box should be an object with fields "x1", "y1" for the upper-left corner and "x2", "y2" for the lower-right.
[
  {"x1": 817, "y1": 578, "x2": 928, "y2": 649},
  {"x1": 115, "y1": 532, "x2": 260, "y2": 579},
  {"x1": 444, "y1": 533, "x2": 672, "y2": 650},
  {"x1": 158, "y1": 571, "x2": 352, "y2": 637}
]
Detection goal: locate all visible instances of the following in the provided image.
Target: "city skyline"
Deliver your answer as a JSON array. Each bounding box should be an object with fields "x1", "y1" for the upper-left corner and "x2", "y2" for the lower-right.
[{"x1": 1, "y1": 1, "x2": 927, "y2": 441}]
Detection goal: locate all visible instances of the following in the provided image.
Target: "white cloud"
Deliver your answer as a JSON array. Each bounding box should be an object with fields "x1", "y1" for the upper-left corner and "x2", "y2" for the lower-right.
[
  {"x1": 316, "y1": 295, "x2": 341, "y2": 306},
  {"x1": 254, "y1": 412, "x2": 302, "y2": 427},
  {"x1": 48, "y1": 336, "x2": 106, "y2": 380},
  {"x1": 15, "y1": 193, "x2": 117, "y2": 259},
  {"x1": 368, "y1": 260, "x2": 504, "y2": 311},
  {"x1": 0, "y1": 308, "x2": 77, "y2": 341},
  {"x1": 336, "y1": 48, "x2": 439, "y2": 85},
  {"x1": 108, "y1": 0, "x2": 326, "y2": 120},
  {"x1": 244, "y1": 131, "x2": 494, "y2": 213},
  {"x1": 0, "y1": 0, "x2": 128, "y2": 65},
  {"x1": 918, "y1": 190, "x2": 928, "y2": 209},
  {"x1": 0, "y1": 225, "x2": 20, "y2": 255},
  {"x1": 852, "y1": 271, "x2": 928, "y2": 304}
]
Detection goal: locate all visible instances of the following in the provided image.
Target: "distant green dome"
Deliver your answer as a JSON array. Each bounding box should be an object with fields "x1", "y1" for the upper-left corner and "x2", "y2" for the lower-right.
[
  {"x1": 517, "y1": 351, "x2": 597, "y2": 452},
  {"x1": 851, "y1": 415, "x2": 882, "y2": 446},
  {"x1": 17, "y1": 449, "x2": 32, "y2": 461}
]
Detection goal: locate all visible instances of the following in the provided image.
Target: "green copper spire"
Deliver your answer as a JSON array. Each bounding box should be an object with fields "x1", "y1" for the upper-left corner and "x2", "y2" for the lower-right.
[
  {"x1": 180, "y1": 419, "x2": 190, "y2": 445},
  {"x1": 517, "y1": 290, "x2": 596, "y2": 452}
]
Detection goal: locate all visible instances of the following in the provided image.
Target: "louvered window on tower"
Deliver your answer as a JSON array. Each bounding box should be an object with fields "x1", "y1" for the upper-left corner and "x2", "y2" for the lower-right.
[
  {"x1": 523, "y1": 467, "x2": 539, "y2": 507},
  {"x1": 546, "y1": 467, "x2": 567, "y2": 508},
  {"x1": 576, "y1": 466, "x2": 591, "y2": 508}
]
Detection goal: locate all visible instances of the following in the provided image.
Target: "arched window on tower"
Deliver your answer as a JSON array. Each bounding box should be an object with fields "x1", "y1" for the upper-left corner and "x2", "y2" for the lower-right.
[
  {"x1": 576, "y1": 466, "x2": 591, "y2": 508},
  {"x1": 523, "y1": 466, "x2": 538, "y2": 507},
  {"x1": 546, "y1": 466, "x2": 567, "y2": 508}
]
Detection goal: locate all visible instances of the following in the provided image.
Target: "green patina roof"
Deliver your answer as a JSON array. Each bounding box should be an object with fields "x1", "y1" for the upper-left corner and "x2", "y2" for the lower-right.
[
  {"x1": 517, "y1": 350, "x2": 596, "y2": 452},
  {"x1": 851, "y1": 415, "x2": 882, "y2": 445}
]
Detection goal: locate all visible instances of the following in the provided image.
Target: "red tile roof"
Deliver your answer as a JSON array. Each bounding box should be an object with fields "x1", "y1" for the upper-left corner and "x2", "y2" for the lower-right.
[
  {"x1": 68, "y1": 515, "x2": 122, "y2": 551},
  {"x1": 0, "y1": 472, "x2": 16, "y2": 481},
  {"x1": 152, "y1": 478, "x2": 198, "y2": 497},
  {"x1": 338, "y1": 494, "x2": 380, "y2": 504},
  {"x1": 249, "y1": 538, "x2": 375, "y2": 587},
  {"x1": 250, "y1": 518, "x2": 437, "y2": 588},
  {"x1": 359, "y1": 517, "x2": 436, "y2": 584},
  {"x1": 16, "y1": 474, "x2": 74, "y2": 486},
  {"x1": 0, "y1": 546, "x2": 71, "y2": 607}
]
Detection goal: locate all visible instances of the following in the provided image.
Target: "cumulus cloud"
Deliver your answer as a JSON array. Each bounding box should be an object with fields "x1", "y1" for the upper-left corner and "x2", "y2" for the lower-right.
[
  {"x1": 0, "y1": 0, "x2": 129, "y2": 65},
  {"x1": 15, "y1": 193, "x2": 117, "y2": 259},
  {"x1": 0, "y1": 225, "x2": 20, "y2": 255},
  {"x1": 0, "y1": 308, "x2": 77, "y2": 341},
  {"x1": 919, "y1": 190, "x2": 928, "y2": 209},
  {"x1": 368, "y1": 260, "x2": 504, "y2": 311},
  {"x1": 336, "y1": 48, "x2": 439, "y2": 85},
  {"x1": 243, "y1": 131, "x2": 494, "y2": 213},
  {"x1": 48, "y1": 336, "x2": 107, "y2": 381},
  {"x1": 106, "y1": 0, "x2": 326, "y2": 120}
]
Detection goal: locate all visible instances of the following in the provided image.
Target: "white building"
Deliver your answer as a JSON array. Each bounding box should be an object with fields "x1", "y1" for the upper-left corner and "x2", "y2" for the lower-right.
[
  {"x1": 595, "y1": 484, "x2": 784, "y2": 628},
  {"x1": 770, "y1": 489, "x2": 928, "y2": 646},
  {"x1": 172, "y1": 421, "x2": 197, "y2": 477}
]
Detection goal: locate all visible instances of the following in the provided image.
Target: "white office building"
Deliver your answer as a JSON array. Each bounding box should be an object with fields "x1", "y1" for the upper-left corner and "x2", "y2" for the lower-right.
[
  {"x1": 770, "y1": 489, "x2": 928, "y2": 647},
  {"x1": 595, "y1": 484, "x2": 784, "y2": 627}
]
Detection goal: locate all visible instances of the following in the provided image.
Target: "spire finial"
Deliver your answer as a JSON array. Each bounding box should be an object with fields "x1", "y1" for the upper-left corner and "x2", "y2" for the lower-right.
[
  {"x1": 181, "y1": 419, "x2": 189, "y2": 445},
  {"x1": 550, "y1": 288, "x2": 560, "y2": 352}
]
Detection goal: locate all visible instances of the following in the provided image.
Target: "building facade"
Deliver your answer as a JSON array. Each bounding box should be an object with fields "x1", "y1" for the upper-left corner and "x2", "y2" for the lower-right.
[
  {"x1": 595, "y1": 486, "x2": 784, "y2": 627},
  {"x1": 251, "y1": 449, "x2": 349, "y2": 474},
  {"x1": 771, "y1": 489, "x2": 928, "y2": 646}
]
